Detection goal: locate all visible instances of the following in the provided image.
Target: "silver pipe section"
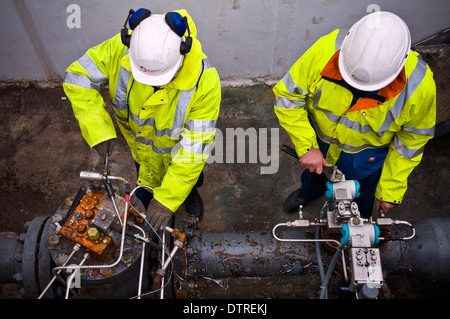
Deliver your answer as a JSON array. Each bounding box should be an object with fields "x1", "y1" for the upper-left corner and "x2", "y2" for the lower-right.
[
  {"x1": 131, "y1": 223, "x2": 146, "y2": 300},
  {"x1": 38, "y1": 244, "x2": 80, "y2": 299},
  {"x1": 160, "y1": 228, "x2": 166, "y2": 300},
  {"x1": 65, "y1": 253, "x2": 89, "y2": 299},
  {"x1": 183, "y1": 216, "x2": 450, "y2": 282},
  {"x1": 185, "y1": 231, "x2": 319, "y2": 277},
  {"x1": 380, "y1": 216, "x2": 450, "y2": 282},
  {"x1": 273, "y1": 222, "x2": 348, "y2": 282},
  {"x1": 0, "y1": 237, "x2": 23, "y2": 284},
  {"x1": 1, "y1": 216, "x2": 448, "y2": 297}
]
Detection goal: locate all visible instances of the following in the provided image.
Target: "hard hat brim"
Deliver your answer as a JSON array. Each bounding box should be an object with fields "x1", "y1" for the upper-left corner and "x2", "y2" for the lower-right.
[
  {"x1": 130, "y1": 54, "x2": 184, "y2": 86},
  {"x1": 338, "y1": 52, "x2": 402, "y2": 92}
]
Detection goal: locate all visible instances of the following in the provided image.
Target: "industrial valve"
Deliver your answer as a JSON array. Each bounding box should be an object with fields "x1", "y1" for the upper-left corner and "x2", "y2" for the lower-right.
[{"x1": 272, "y1": 161, "x2": 416, "y2": 299}]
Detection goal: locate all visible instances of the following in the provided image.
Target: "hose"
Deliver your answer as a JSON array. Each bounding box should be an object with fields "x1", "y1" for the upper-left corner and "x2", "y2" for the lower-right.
[
  {"x1": 319, "y1": 244, "x2": 344, "y2": 299},
  {"x1": 315, "y1": 202, "x2": 327, "y2": 297}
]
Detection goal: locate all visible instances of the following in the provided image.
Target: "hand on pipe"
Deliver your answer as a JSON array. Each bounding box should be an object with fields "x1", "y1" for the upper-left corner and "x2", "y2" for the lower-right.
[
  {"x1": 375, "y1": 199, "x2": 395, "y2": 214},
  {"x1": 147, "y1": 198, "x2": 173, "y2": 232},
  {"x1": 300, "y1": 147, "x2": 332, "y2": 174}
]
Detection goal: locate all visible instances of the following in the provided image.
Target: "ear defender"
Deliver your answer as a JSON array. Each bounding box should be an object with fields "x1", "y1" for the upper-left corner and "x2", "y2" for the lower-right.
[
  {"x1": 121, "y1": 8, "x2": 151, "y2": 47},
  {"x1": 121, "y1": 9, "x2": 192, "y2": 54},
  {"x1": 165, "y1": 12, "x2": 193, "y2": 54}
]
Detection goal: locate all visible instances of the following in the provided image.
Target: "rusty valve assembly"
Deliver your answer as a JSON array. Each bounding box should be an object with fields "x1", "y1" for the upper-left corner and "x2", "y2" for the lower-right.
[{"x1": 34, "y1": 153, "x2": 187, "y2": 299}]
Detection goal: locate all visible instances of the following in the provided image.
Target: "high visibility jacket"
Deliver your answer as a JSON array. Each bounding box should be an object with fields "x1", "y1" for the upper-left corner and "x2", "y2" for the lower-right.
[
  {"x1": 274, "y1": 29, "x2": 436, "y2": 205},
  {"x1": 63, "y1": 10, "x2": 221, "y2": 212}
]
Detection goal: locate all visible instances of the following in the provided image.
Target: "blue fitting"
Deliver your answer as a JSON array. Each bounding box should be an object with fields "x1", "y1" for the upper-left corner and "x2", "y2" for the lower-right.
[
  {"x1": 326, "y1": 181, "x2": 333, "y2": 200},
  {"x1": 340, "y1": 224, "x2": 350, "y2": 245},
  {"x1": 373, "y1": 224, "x2": 380, "y2": 245},
  {"x1": 354, "y1": 180, "x2": 360, "y2": 198}
]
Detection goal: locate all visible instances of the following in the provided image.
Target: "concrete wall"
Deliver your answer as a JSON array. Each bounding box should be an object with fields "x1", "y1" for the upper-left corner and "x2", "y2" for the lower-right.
[{"x1": 1, "y1": 0, "x2": 448, "y2": 84}]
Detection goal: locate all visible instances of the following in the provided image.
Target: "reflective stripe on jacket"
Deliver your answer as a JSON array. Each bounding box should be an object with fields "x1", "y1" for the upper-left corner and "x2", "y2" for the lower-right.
[
  {"x1": 63, "y1": 10, "x2": 221, "y2": 212},
  {"x1": 273, "y1": 29, "x2": 436, "y2": 204}
]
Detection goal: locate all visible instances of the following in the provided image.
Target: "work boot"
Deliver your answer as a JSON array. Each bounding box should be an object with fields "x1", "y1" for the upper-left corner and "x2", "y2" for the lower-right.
[
  {"x1": 283, "y1": 189, "x2": 309, "y2": 213},
  {"x1": 184, "y1": 188, "x2": 204, "y2": 221}
]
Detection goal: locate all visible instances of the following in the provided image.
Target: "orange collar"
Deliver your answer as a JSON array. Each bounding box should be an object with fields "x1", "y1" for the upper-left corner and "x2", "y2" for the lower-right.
[{"x1": 320, "y1": 50, "x2": 406, "y2": 112}]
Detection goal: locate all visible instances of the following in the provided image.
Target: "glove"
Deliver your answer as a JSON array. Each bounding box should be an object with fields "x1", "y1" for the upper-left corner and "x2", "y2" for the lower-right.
[
  {"x1": 147, "y1": 198, "x2": 173, "y2": 231},
  {"x1": 93, "y1": 139, "x2": 116, "y2": 160},
  {"x1": 129, "y1": 194, "x2": 148, "y2": 217}
]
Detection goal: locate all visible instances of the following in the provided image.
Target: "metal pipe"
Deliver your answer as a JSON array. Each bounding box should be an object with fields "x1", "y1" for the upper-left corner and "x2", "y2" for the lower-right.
[
  {"x1": 38, "y1": 244, "x2": 80, "y2": 299},
  {"x1": 65, "y1": 253, "x2": 89, "y2": 299},
  {"x1": 154, "y1": 226, "x2": 186, "y2": 290},
  {"x1": 380, "y1": 216, "x2": 450, "y2": 282},
  {"x1": 159, "y1": 227, "x2": 166, "y2": 299},
  {"x1": 185, "y1": 231, "x2": 320, "y2": 278},
  {"x1": 272, "y1": 222, "x2": 348, "y2": 281},
  {"x1": 131, "y1": 223, "x2": 146, "y2": 300},
  {"x1": 0, "y1": 237, "x2": 22, "y2": 284},
  {"x1": 3, "y1": 213, "x2": 448, "y2": 298},
  {"x1": 183, "y1": 217, "x2": 450, "y2": 282},
  {"x1": 272, "y1": 222, "x2": 341, "y2": 246}
]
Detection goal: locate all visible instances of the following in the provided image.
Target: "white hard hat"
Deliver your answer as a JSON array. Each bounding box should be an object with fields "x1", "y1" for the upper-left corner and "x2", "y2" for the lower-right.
[
  {"x1": 338, "y1": 11, "x2": 411, "y2": 91},
  {"x1": 129, "y1": 14, "x2": 184, "y2": 86}
]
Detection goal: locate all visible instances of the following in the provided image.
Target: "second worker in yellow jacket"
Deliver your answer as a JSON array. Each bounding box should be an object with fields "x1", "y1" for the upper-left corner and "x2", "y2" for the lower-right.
[{"x1": 274, "y1": 11, "x2": 436, "y2": 218}]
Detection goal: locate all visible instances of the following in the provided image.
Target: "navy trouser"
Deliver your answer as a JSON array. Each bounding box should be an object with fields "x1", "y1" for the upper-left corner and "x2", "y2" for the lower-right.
[
  {"x1": 299, "y1": 168, "x2": 382, "y2": 218},
  {"x1": 134, "y1": 161, "x2": 204, "y2": 209}
]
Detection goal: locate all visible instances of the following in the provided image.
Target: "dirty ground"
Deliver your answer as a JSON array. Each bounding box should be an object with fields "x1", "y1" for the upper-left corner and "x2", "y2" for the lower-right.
[{"x1": 0, "y1": 44, "x2": 449, "y2": 299}]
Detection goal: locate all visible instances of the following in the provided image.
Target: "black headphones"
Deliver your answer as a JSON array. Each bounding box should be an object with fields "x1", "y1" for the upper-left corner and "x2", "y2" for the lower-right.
[{"x1": 121, "y1": 8, "x2": 192, "y2": 55}]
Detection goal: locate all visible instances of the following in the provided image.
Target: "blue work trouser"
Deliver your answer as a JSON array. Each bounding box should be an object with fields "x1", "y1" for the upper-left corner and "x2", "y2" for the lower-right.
[
  {"x1": 300, "y1": 167, "x2": 382, "y2": 218},
  {"x1": 134, "y1": 161, "x2": 204, "y2": 209}
]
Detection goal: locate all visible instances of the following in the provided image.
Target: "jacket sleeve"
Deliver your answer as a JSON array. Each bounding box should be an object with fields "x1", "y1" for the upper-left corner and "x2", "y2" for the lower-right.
[
  {"x1": 273, "y1": 72, "x2": 318, "y2": 158},
  {"x1": 153, "y1": 64, "x2": 221, "y2": 212},
  {"x1": 375, "y1": 67, "x2": 436, "y2": 204},
  {"x1": 63, "y1": 33, "x2": 126, "y2": 148},
  {"x1": 273, "y1": 30, "x2": 339, "y2": 158}
]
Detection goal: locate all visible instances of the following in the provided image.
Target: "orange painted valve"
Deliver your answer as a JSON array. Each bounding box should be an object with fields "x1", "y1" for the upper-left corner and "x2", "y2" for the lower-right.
[{"x1": 58, "y1": 189, "x2": 116, "y2": 260}]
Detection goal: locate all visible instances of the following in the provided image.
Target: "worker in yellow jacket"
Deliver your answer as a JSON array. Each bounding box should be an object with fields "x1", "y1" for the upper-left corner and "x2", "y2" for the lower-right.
[
  {"x1": 63, "y1": 9, "x2": 221, "y2": 230},
  {"x1": 274, "y1": 11, "x2": 436, "y2": 218}
]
